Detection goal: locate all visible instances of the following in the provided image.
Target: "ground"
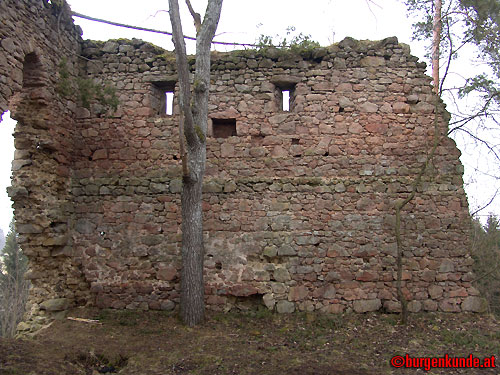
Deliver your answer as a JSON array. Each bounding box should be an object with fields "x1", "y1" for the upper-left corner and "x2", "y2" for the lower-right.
[{"x1": 0, "y1": 309, "x2": 498, "y2": 375}]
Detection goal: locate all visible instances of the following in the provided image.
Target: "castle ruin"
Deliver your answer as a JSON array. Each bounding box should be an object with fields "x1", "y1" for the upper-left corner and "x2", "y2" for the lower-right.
[{"x1": 0, "y1": 0, "x2": 484, "y2": 330}]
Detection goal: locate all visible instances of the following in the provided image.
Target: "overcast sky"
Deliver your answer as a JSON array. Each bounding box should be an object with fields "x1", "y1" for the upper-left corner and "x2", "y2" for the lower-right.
[
  {"x1": 0, "y1": 113, "x2": 15, "y2": 235},
  {"x1": 67, "y1": 0, "x2": 415, "y2": 51},
  {"x1": 0, "y1": 0, "x2": 497, "y2": 235}
]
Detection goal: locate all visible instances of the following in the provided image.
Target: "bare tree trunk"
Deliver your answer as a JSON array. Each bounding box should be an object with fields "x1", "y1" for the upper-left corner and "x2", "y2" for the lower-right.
[
  {"x1": 180, "y1": 171, "x2": 205, "y2": 325},
  {"x1": 168, "y1": 0, "x2": 222, "y2": 327},
  {"x1": 432, "y1": 0, "x2": 442, "y2": 94}
]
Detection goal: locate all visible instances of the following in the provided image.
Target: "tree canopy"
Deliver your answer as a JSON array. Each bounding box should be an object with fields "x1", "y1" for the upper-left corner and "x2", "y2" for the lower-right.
[
  {"x1": 404, "y1": 0, "x2": 500, "y2": 119},
  {"x1": 403, "y1": 0, "x2": 500, "y2": 218}
]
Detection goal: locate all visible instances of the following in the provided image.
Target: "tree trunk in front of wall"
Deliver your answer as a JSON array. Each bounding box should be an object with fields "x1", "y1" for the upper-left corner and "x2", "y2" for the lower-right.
[
  {"x1": 180, "y1": 148, "x2": 206, "y2": 326},
  {"x1": 168, "y1": 0, "x2": 222, "y2": 326}
]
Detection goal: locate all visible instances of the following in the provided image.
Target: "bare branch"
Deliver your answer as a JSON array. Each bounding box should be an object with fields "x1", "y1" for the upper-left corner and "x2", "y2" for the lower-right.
[
  {"x1": 365, "y1": 0, "x2": 382, "y2": 9},
  {"x1": 471, "y1": 188, "x2": 499, "y2": 217},
  {"x1": 72, "y1": 11, "x2": 183, "y2": 38},
  {"x1": 364, "y1": 0, "x2": 380, "y2": 22},
  {"x1": 447, "y1": 92, "x2": 500, "y2": 131},
  {"x1": 185, "y1": 0, "x2": 202, "y2": 33},
  {"x1": 453, "y1": 127, "x2": 500, "y2": 162},
  {"x1": 71, "y1": 11, "x2": 259, "y2": 48},
  {"x1": 148, "y1": 9, "x2": 170, "y2": 19}
]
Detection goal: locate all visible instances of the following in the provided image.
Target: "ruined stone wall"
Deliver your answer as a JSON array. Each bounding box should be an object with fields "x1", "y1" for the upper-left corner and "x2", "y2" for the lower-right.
[
  {"x1": 1, "y1": 1, "x2": 481, "y2": 324},
  {"x1": 70, "y1": 36, "x2": 478, "y2": 315},
  {"x1": 0, "y1": 0, "x2": 89, "y2": 324}
]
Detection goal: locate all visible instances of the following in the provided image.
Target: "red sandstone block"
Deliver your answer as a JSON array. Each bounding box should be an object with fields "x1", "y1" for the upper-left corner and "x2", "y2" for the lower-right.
[
  {"x1": 157, "y1": 266, "x2": 177, "y2": 281},
  {"x1": 356, "y1": 271, "x2": 379, "y2": 282},
  {"x1": 289, "y1": 285, "x2": 309, "y2": 301}
]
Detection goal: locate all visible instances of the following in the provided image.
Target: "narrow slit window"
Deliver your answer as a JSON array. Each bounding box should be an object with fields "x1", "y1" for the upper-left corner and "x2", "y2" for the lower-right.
[
  {"x1": 282, "y1": 90, "x2": 290, "y2": 111},
  {"x1": 212, "y1": 118, "x2": 237, "y2": 138},
  {"x1": 165, "y1": 91, "x2": 174, "y2": 115},
  {"x1": 274, "y1": 83, "x2": 296, "y2": 112}
]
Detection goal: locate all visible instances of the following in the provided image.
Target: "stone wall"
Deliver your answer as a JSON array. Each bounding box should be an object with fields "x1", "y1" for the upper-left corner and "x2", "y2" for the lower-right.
[
  {"x1": 0, "y1": 1, "x2": 482, "y2": 327},
  {"x1": 0, "y1": 0, "x2": 89, "y2": 324},
  {"x1": 71, "y1": 36, "x2": 477, "y2": 315}
]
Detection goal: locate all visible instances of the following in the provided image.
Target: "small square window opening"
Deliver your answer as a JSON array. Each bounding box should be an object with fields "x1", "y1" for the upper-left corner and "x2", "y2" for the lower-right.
[{"x1": 212, "y1": 118, "x2": 237, "y2": 138}]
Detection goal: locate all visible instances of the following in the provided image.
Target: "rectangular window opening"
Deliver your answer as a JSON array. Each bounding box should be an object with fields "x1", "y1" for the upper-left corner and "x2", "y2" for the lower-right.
[
  {"x1": 274, "y1": 83, "x2": 296, "y2": 112},
  {"x1": 151, "y1": 81, "x2": 176, "y2": 116},
  {"x1": 282, "y1": 90, "x2": 290, "y2": 111},
  {"x1": 212, "y1": 118, "x2": 237, "y2": 138},
  {"x1": 165, "y1": 91, "x2": 174, "y2": 115}
]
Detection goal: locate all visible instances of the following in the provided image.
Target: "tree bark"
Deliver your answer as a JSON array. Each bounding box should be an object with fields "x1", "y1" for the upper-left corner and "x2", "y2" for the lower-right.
[
  {"x1": 168, "y1": 0, "x2": 222, "y2": 327},
  {"x1": 432, "y1": 0, "x2": 442, "y2": 94}
]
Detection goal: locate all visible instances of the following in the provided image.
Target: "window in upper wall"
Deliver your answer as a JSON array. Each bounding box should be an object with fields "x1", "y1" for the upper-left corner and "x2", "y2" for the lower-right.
[
  {"x1": 282, "y1": 90, "x2": 291, "y2": 111},
  {"x1": 275, "y1": 84, "x2": 296, "y2": 112},
  {"x1": 271, "y1": 76, "x2": 300, "y2": 113},
  {"x1": 165, "y1": 91, "x2": 174, "y2": 115},
  {"x1": 151, "y1": 81, "x2": 176, "y2": 116}
]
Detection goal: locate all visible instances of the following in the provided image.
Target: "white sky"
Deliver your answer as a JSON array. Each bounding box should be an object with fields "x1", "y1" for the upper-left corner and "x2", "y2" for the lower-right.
[
  {"x1": 68, "y1": 0, "x2": 417, "y2": 49},
  {"x1": 0, "y1": 0, "x2": 498, "y2": 234},
  {"x1": 0, "y1": 112, "x2": 15, "y2": 235}
]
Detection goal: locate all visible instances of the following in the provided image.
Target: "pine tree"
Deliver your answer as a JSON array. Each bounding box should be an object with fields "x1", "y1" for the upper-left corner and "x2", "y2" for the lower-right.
[
  {"x1": 471, "y1": 215, "x2": 500, "y2": 315},
  {"x1": 0, "y1": 221, "x2": 27, "y2": 285},
  {"x1": 404, "y1": 0, "x2": 500, "y2": 105},
  {"x1": 0, "y1": 221, "x2": 29, "y2": 337}
]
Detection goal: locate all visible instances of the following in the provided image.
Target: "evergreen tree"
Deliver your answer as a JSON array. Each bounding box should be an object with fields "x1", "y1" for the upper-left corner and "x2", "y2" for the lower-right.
[
  {"x1": 0, "y1": 221, "x2": 27, "y2": 285},
  {"x1": 403, "y1": 0, "x2": 500, "y2": 184},
  {"x1": 471, "y1": 214, "x2": 500, "y2": 315},
  {"x1": 0, "y1": 220, "x2": 29, "y2": 337},
  {"x1": 484, "y1": 215, "x2": 500, "y2": 239},
  {"x1": 404, "y1": 0, "x2": 500, "y2": 106}
]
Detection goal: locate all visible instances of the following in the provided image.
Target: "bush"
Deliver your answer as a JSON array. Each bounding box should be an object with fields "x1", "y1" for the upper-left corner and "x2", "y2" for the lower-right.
[{"x1": 256, "y1": 26, "x2": 320, "y2": 52}]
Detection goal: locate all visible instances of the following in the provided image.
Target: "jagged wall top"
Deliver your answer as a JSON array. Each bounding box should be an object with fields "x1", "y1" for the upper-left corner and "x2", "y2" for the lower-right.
[{"x1": 79, "y1": 35, "x2": 423, "y2": 73}]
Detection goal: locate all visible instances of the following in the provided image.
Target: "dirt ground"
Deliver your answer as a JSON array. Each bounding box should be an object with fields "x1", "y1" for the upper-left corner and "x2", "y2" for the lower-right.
[{"x1": 0, "y1": 308, "x2": 498, "y2": 375}]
